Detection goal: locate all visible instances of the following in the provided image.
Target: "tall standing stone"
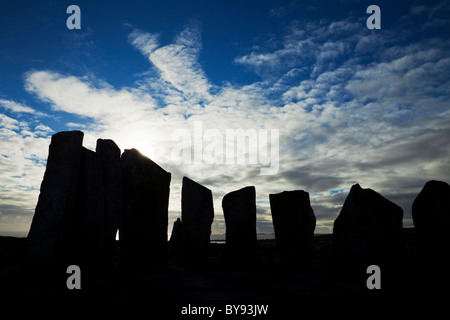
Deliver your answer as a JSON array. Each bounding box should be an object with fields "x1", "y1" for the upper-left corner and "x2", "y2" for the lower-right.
[
  {"x1": 269, "y1": 190, "x2": 316, "y2": 265},
  {"x1": 181, "y1": 177, "x2": 214, "y2": 263},
  {"x1": 77, "y1": 147, "x2": 106, "y2": 269},
  {"x1": 333, "y1": 184, "x2": 403, "y2": 265},
  {"x1": 412, "y1": 180, "x2": 450, "y2": 290},
  {"x1": 222, "y1": 186, "x2": 257, "y2": 261},
  {"x1": 120, "y1": 148, "x2": 171, "y2": 268},
  {"x1": 169, "y1": 218, "x2": 183, "y2": 250},
  {"x1": 96, "y1": 139, "x2": 122, "y2": 267},
  {"x1": 27, "y1": 131, "x2": 84, "y2": 268},
  {"x1": 412, "y1": 180, "x2": 450, "y2": 254}
]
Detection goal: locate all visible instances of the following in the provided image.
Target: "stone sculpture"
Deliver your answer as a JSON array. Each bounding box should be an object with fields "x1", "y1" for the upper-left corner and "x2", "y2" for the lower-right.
[
  {"x1": 181, "y1": 177, "x2": 214, "y2": 263},
  {"x1": 120, "y1": 148, "x2": 171, "y2": 268},
  {"x1": 269, "y1": 190, "x2": 316, "y2": 265},
  {"x1": 333, "y1": 184, "x2": 403, "y2": 265},
  {"x1": 222, "y1": 186, "x2": 258, "y2": 261}
]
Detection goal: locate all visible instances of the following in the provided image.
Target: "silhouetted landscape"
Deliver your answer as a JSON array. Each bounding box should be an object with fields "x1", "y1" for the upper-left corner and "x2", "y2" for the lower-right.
[
  {"x1": 0, "y1": 228, "x2": 447, "y2": 311},
  {"x1": 1, "y1": 131, "x2": 450, "y2": 314}
]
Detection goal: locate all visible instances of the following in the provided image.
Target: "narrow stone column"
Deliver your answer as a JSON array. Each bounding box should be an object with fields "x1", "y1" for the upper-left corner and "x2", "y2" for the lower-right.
[
  {"x1": 120, "y1": 148, "x2": 171, "y2": 268},
  {"x1": 181, "y1": 176, "x2": 214, "y2": 263},
  {"x1": 222, "y1": 186, "x2": 258, "y2": 262},
  {"x1": 27, "y1": 131, "x2": 84, "y2": 268},
  {"x1": 269, "y1": 190, "x2": 316, "y2": 265}
]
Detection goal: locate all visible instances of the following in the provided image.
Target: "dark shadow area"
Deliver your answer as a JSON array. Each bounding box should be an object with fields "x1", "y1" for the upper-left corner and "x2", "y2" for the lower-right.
[{"x1": 0, "y1": 229, "x2": 443, "y2": 308}]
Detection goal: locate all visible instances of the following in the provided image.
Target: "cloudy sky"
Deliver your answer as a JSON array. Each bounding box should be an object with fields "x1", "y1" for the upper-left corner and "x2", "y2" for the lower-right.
[{"x1": 1, "y1": 0, "x2": 449, "y2": 237}]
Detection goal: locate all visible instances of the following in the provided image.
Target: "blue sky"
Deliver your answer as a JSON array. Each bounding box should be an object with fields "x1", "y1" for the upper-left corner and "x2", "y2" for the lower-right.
[{"x1": 1, "y1": 0, "x2": 449, "y2": 237}]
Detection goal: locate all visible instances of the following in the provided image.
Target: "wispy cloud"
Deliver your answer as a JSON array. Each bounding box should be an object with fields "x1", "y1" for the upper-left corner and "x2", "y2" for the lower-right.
[
  {"x1": 136, "y1": 20, "x2": 212, "y2": 103},
  {"x1": 128, "y1": 28, "x2": 160, "y2": 56},
  {"x1": 0, "y1": 98, "x2": 46, "y2": 116}
]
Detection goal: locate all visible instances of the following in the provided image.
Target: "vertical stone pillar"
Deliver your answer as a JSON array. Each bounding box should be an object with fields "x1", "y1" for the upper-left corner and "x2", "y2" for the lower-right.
[
  {"x1": 181, "y1": 176, "x2": 214, "y2": 263},
  {"x1": 27, "y1": 131, "x2": 84, "y2": 268},
  {"x1": 222, "y1": 186, "x2": 257, "y2": 262},
  {"x1": 269, "y1": 190, "x2": 316, "y2": 265},
  {"x1": 412, "y1": 180, "x2": 450, "y2": 252},
  {"x1": 77, "y1": 148, "x2": 105, "y2": 269},
  {"x1": 333, "y1": 184, "x2": 403, "y2": 266},
  {"x1": 120, "y1": 148, "x2": 171, "y2": 268},
  {"x1": 96, "y1": 139, "x2": 122, "y2": 268}
]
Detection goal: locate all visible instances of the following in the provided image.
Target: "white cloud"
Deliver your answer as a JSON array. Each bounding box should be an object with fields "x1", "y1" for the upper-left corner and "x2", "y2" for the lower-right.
[
  {"x1": 0, "y1": 112, "x2": 51, "y2": 236},
  {"x1": 129, "y1": 21, "x2": 212, "y2": 104},
  {"x1": 234, "y1": 18, "x2": 360, "y2": 79},
  {"x1": 35, "y1": 124, "x2": 53, "y2": 134},
  {"x1": 25, "y1": 71, "x2": 158, "y2": 123},
  {"x1": 66, "y1": 122, "x2": 86, "y2": 129},
  {"x1": 0, "y1": 98, "x2": 44, "y2": 115},
  {"x1": 128, "y1": 28, "x2": 160, "y2": 56}
]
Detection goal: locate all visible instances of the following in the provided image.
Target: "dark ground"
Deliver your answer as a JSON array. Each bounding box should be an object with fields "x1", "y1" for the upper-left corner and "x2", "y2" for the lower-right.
[{"x1": 0, "y1": 229, "x2": 446, "y2": 316}]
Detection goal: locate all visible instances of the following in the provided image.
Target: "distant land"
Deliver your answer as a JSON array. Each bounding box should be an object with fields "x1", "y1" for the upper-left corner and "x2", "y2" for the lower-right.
[{"x1": 211, "y1": 233, "x2": 276, "y2": 242}]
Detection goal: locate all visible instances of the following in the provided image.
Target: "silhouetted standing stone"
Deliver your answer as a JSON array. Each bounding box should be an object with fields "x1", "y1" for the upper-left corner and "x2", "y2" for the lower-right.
[
  {"x1": 27, "y1": 131, "x2": 84, "y2": 268},
  {"x1": 333, "y1": 184, "x2": 403, "y2": 265},
  {"x1": 269, "y1": 190, "x2": 316, "y2": 265},
  {"x1": 412, "y1": 180, "x2": 450, "y2": 290},
  {"x1": 96, "y1": 139, "x2": 122, "y2": 267},
  {"x1": 169, "y1": 218, "x2": 183, "y2": 249},
  {"x1": 222, "y1": 186, "x2": 257, "y2": 261},
  {"x1": 412, "y1": 180, "x2": 450, "y2": 254},
  {"x1": 120, "y1": 148, "x2": 171, "y2": 268},
  {"x1": 77, "y1": 147, "x2": 105, "y2": 269},
  {"x1": 181, "y1": 177, "x2": 214, "y2": 263}
]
